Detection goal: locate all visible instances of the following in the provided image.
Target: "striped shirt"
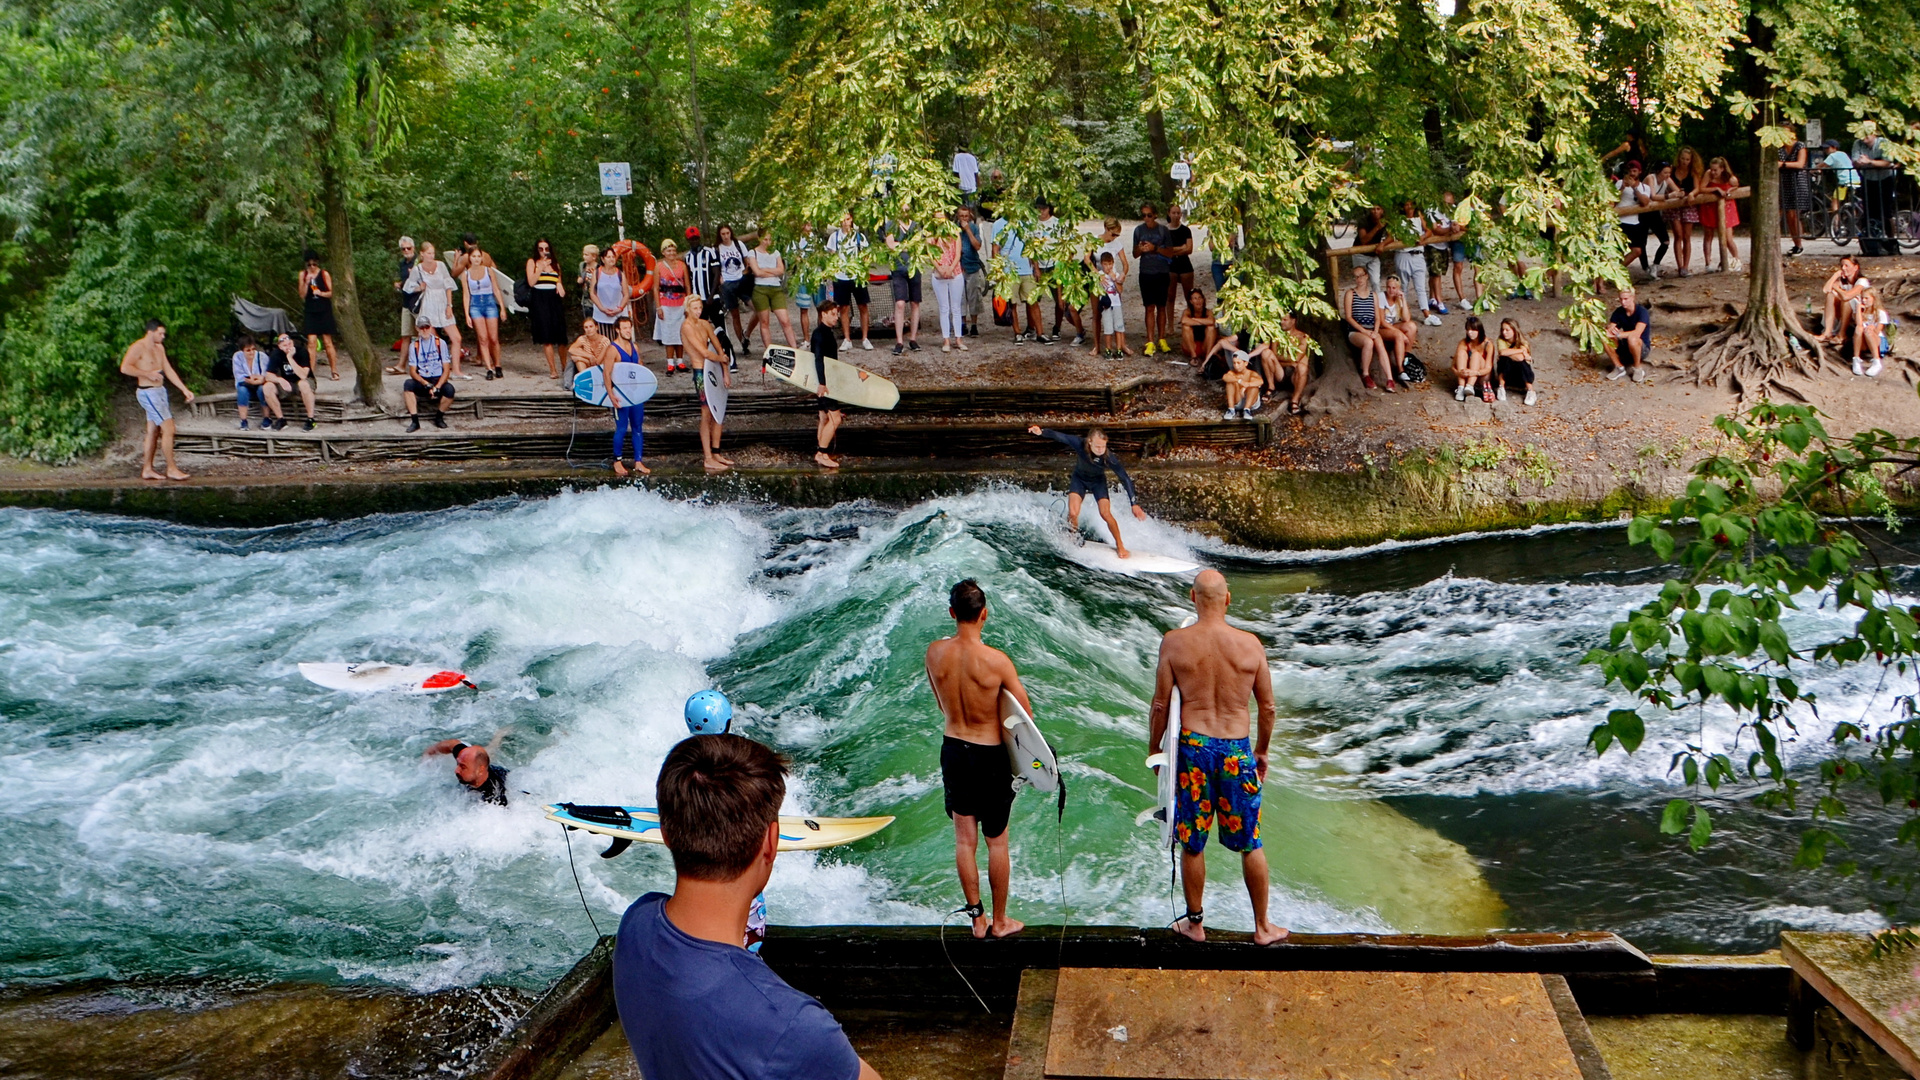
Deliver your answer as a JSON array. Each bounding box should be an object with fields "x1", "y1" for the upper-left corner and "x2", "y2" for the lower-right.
[
  {"x1": 685, "y1": 246, "x2": 722, "y2": 303},
  {"x1": 1350, "y1": 290, "x2": 1376, "y2": 329}
]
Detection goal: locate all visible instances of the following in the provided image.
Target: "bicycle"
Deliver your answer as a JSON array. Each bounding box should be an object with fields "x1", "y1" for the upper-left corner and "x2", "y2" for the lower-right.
[{"x1": 1804, "y1": 167, "x2": 1863, "y2": 246}]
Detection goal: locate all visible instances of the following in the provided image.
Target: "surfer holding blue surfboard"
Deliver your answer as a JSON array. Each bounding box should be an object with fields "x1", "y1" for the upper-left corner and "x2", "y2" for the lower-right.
[
  {"x1": 1149, "y1": 570, "x2": 1289, "y2": 945},
  {"x1": 1027, "y1": 425, "x2": 1148, "y2": 558},
  {"x1": 924, "y1": 579, "x2": 1031, "y2": 939}
]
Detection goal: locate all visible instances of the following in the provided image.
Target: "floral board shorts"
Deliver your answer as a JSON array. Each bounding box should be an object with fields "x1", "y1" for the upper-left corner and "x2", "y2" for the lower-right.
[{"x1": 1174, "y1": 732, "x2": 1262, "y2": 855}]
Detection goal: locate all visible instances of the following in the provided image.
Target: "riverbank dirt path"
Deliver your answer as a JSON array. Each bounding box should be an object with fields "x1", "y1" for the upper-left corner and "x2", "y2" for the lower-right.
[{"x1": 5, "y1": 235, "x2": 1916, "y2": 490}]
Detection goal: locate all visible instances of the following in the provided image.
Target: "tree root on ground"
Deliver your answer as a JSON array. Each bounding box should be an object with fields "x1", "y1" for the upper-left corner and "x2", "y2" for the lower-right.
[{"x1": 1683, "y1": 304, "x2": 1836, "y2": 401}]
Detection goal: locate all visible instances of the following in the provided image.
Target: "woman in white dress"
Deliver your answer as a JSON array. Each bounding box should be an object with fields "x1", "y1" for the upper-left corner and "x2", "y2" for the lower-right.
[{"x1": 407, "y1": 242, "x2": 467, "y2": 378}]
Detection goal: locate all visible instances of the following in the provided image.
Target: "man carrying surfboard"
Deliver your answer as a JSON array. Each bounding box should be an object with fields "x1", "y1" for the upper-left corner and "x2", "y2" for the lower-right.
[
  {"x1": 423, "y1": 730, "x2": 512, "y2": 806},
  {"x1": 1149, "y1": 570, "x2": 1288, "y2": 945},
  {"x1": 924, "y1": 579, "x2": 1030, "y2": 939},
  {"x1": 1027, "y1": 426, "x2": 1148, "y2": 558}
]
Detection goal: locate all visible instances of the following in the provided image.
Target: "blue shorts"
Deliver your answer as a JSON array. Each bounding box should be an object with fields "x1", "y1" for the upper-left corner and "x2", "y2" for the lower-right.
[
  {"x1": 136, "y1": 386, "x2": 171, "y2": 425},
  {"x1": 795, "y1": 284, "x2": 829, "y2": 310},
  {"x1": 1448, "y1": 240, "x2": 1470, "y2": 263},
  {"x1": 471, "y1": 293, "x2": 500, "y2": 319},
  {"x1": 235, "y1": 382, "x2": 266, "y2": 408},
  {"x1": 1174, "y1": 732, "x2": 1262, "y2": 855}
]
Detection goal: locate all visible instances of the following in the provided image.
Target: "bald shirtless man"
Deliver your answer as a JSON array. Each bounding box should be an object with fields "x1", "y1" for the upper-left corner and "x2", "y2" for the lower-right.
[
  {"x1": 1149, "y1": 569, "x2": 1287, "y2": 944},
  {"x1": 924, "y1": 578, "x2": 1030, "y2": 939},
  {"x1": 423, "y1": 730, "x2": 512, "y2": 806},
  {"x1": 118, "y1": 319, "x2": 195, "y2": 481}
]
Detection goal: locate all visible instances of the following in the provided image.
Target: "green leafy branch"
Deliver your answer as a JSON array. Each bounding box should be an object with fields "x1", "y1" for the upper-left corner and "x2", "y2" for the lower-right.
[{"x1": 1585, "y1": 401, "x2": 1920, "y2": 895}]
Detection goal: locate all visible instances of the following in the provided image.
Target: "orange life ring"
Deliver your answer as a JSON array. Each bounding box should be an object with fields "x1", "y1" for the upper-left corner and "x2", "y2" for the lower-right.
[{"x1": 612, "y1": 239, "x2": 656, "y2": 299}]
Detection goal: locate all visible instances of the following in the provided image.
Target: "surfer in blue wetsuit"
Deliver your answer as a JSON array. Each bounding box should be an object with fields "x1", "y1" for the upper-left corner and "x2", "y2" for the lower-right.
[
  {"x1": 1027, "y1": 425, "x2": 1149, "y2": 558},
  {"x1": 423, "y1": 730, "x2": 511, "y2": 806},
  {"x1": 683, "y1": 690, "x2": 768, "y2": 953}
]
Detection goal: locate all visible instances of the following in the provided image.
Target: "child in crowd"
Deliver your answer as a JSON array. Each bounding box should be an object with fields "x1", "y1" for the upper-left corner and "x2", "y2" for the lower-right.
[
  {"x1": 1095, "y1": 251, "x2": 1131, "y2": 358},
  {"x1": 1222, "y1": 350, "x2": 1263, "y2": 420},
  {"x1": 1853, "y1": 290, "x2": 1889, "y2": 378},
  {"x1": 1821, "y1": 140, "x2": 1857, "y2": 217},
  {"x1": 1180, "y1": 288, "x2": 1217, "y2": 361}
]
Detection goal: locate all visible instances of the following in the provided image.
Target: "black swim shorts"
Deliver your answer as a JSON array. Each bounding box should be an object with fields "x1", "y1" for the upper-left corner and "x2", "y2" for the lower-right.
[
  {"x1": 1068, "y1": 474, "x2": 1111, "y2": 502},
  {"x1": 942, "y1": 735, "x2": 1015, "y2": 839},
  {"x1": 832, "y1": 279, "x2": 871, "y2": 308}
]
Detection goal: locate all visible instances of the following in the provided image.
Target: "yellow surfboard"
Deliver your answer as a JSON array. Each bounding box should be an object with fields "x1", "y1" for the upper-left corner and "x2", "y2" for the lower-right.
[{"x1": 544, "y1": 803, "x2": 894, "y2": 852}]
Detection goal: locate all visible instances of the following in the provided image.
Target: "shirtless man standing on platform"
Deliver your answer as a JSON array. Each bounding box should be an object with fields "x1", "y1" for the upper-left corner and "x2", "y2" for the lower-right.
[
  {"x1": 925, "y1": 578, "x2": 1030, "y2": 939},
  {"x1": 1149, "y1": 569, "x2": 1287, "y2": 944},
  {"x1": 118, "y1": 319, "x2": 195, "y2": 481}
]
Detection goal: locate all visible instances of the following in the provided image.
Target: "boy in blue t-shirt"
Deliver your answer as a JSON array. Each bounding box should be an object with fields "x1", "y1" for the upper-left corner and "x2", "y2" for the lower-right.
[
  {"x1": 682, "y1": 690, "x2": 767, "y2": 952},
  {"x1": 1822, "y1": 139, "x2": 1858, "y2": 214}
]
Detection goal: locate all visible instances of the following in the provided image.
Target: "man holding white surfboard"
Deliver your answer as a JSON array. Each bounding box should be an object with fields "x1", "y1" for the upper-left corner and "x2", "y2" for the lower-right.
[
  {"x1": 1149, "y1": 570, "x2": 1288, "y2": 945},
  {"x1": 924, "y1": 579, "x2": 1030, "y2": 939}
]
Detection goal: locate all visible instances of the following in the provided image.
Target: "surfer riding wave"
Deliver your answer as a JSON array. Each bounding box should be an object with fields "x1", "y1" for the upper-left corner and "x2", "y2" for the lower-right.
[{"x1": 1028, "y1": 425, "x2": 1148, "y2": 558}]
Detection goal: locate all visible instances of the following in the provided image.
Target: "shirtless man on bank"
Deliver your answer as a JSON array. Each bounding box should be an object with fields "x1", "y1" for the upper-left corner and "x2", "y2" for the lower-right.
[
  {"x1": 924, "y1": 578, "x2": 1030, "y2": 939},
  {"x1": 118, "y1": 319, "x2": 195, "y2": 481},
  {"x1": 1149, "y1": 569, "x2": 1287, "y2": 944}
]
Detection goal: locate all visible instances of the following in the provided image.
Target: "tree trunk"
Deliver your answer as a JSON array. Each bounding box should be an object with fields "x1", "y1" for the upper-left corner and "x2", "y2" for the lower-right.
[
  {"x1": 1684, "y1": 17, "x2": 1829, "y2": 397},
  {"x1": 1118, "y1": 13, "x2": 1177, "y2": 207},
  {"x1": 683, "y1": 4, "x2": 711, "y2": 236},
  {"x1": 321, "y1": 155, "x2": 384, "y2": 409}
]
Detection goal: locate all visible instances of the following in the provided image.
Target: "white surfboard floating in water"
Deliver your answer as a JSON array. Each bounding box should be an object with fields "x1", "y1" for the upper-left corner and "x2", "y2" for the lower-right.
[
  {"x1": 762, "y1": 346, "x2": 900, "y2": 410},
  {"x1": 1065, "y1": 537, "x2": 1201, "y2": 576},
  {"x1": 999, "y1": 689, "x2": 1066, "y2": 820},
  {"x1": 544, "y1": 803, "x2": 895, "y2": 859},
  {"x1": 572, "y1": 362, "x2": 658, "y2": 408},
  {"x1": 298, "y1": 662, "x2": 475, "y2": 694}
]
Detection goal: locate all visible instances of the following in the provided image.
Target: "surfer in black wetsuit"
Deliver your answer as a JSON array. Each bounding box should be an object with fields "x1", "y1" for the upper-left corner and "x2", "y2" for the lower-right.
[
  {"x1": 1027, "y1": 425, "x2": 1148, "y2": 558},
  {"x1": 424, "y1": 731, "x2": 511, "y2": 806}
]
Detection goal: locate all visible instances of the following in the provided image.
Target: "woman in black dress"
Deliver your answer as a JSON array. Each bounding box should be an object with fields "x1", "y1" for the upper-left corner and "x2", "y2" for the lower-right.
[
  {"x1": 525, "y1": 238, "x2": 569, "y2": 379},
  {"x1": 1778, "y1": 122, "x2": 1812, "y2": 256},
  {"x1": 299, "y1": 250, "x2": 341, "y2": 380}
]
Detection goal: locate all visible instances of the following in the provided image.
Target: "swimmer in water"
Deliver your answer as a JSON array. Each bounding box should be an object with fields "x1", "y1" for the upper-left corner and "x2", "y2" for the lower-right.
[
  {"x1": 423, "y1": 730, "x2": 511, "y2": 805},
  {"x1": 1026, "y1": 424, "x2": 1148, "y2": 558},
  {"x1": 682, "y1": 689, "x2": 769, "y2": 953}
]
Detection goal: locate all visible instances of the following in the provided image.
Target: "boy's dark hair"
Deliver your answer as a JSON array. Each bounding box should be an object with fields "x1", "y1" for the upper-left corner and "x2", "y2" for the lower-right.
[
  {"x1": 145, "y1": 318, "x2": 165, "y2": 332},
  {"x1": 657, "y1": 735, "x2": 788, "y2": 882},
  {"x1": 237, "y1": 333, "x2": 254, "y2": 348},
  {"x1": 950, "y1": 578, "x2": 987, "y2": 623},
  {"x1": 1099, "y1": 251, "x2": 1115, "y2": 263},
  {"x1": 462, "y1": 232, "x2": 478, "y2": 246}
]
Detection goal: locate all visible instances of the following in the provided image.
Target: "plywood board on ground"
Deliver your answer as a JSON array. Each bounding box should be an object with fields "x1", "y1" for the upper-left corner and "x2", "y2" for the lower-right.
[
  {"x1": 1781, "y1": 931, "x2": 1920, "y2": 1077},
  {"x1": 1043, "y1": 967, "x2": 1583, "y2": 1080}
]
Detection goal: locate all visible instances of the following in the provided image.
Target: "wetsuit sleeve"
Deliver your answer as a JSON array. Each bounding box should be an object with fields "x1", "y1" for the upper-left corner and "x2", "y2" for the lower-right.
[
  {"x1": 1038, "y1": 428, "x2": 1083, "y2": 453},
  {"x1": 815, "y1": 349, "x2": 828, "y2": 388},
  {"x1": 1105, "y1": 452, "x2": 1139, "y2": 504}
]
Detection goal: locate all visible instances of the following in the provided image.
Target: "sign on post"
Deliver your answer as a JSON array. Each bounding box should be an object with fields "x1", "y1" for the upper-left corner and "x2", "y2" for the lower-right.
[
  {"x1": 598, "y1": 162, "x2": 633, "y2": 197},
  {"x1": 1170, "y1": 160, "x2": 1193, "y2": 184}
]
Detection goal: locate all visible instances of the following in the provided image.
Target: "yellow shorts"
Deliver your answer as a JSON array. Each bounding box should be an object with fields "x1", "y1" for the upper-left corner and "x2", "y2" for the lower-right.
[{"x1": 1010, "y1": 275, "x2": 1038, "y2": 304}]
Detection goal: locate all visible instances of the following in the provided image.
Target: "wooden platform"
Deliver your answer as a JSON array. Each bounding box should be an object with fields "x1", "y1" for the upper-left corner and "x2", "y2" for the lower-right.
[
  {"x1": 1008, "y1": 967, "x2": 1609, "y2": 1080},
  {"x1": 1782, "y1": 931, "x2": 1920, "y2": 1076}
]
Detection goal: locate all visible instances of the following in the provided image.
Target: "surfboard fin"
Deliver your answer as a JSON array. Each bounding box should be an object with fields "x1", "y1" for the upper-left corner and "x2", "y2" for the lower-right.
[{"x1": 599, "y1": 837, "x2": 633, "y2": 860}]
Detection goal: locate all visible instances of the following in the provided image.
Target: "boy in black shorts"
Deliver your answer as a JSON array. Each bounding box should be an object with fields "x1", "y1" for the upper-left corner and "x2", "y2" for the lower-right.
[{"x1": 811, "y1": 303, "x2": 844, "y2": 469}]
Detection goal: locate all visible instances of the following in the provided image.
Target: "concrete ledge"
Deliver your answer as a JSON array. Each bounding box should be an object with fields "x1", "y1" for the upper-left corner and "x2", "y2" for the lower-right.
[{"x1": 469, "y1": 936, "x2": 617, "y2": 1080}]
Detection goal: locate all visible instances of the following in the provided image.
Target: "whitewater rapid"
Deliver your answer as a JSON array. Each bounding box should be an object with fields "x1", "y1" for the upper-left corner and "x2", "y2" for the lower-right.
[{"x1": 0, "y1": 488, "x2": 1906, "y2": 990}]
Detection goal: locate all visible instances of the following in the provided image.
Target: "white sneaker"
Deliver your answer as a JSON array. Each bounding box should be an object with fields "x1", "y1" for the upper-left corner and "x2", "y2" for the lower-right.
[
  {"x1": 1727, "y1": 258, "x2": 1742, "y2": 273},
  {"x1": 1647, "y1": 266, "x2": 1662, "y2": 280},
  {"x1": 1853, "y1": 357, "x2": 1865, "y2": 376},
  {"x1": 1607, "y1": 367, "x2": 1628, "y2": 381},
  {"x1": 1425, "y1": 314, "x2": 1443, "y2": 326},
  {"x1": 1867, "y1": 357, "x2": 1884, "y2": 377},
  {"x1": 1524, "y1": 389, "x2": 1537, "y2": 406},
  {"x1": 1631, "y1": 366, "x2": 1646, "y2": 383},
  {"x1": 1496, "y1": 386, "x2": 1507, "y2": 401},
  {"x1": 1223, "y1": 409, "x2": 1238, "y2": 421},
  {"x1": 862, "y1": 339, "x2": 874, "y2": 351},
  {"x1": 1455, "y1": 384, "x2": 1468, "y2": 401}
]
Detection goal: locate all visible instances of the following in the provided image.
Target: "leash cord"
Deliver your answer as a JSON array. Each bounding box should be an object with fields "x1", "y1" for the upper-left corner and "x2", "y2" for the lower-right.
[
  {"x1": 562, "y1": 822, "x2": 603, "y2": 938},
  {"x1": 939, "y1": 907, "x2": 994, "y2": 1014}
]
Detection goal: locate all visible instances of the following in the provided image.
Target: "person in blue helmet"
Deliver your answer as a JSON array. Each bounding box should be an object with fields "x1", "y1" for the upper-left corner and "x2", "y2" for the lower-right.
[{"x1": 683, "y1": 690, "x2": 769, "y2": 953}]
